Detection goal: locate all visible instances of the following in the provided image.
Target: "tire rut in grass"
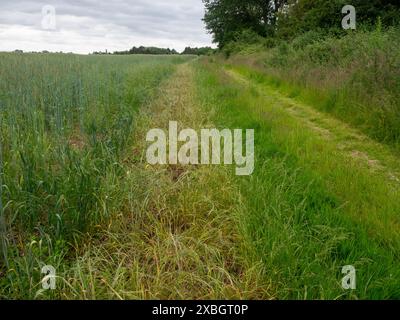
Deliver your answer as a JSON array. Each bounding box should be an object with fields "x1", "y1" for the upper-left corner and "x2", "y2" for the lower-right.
[{"x1": 225, "y1": 67, "x2": 400, "y2": 184}]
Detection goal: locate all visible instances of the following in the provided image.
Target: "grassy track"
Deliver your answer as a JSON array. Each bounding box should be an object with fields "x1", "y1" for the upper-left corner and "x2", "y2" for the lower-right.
[
  {"x1": 226, "y1": 29, "x2": 400, "y2": 145},
  {"x1": 1, "y1": 54, "x2": 399, "y2": 300},
  {"x1": 50, "y1": 63, "x2": 271, "y2": 300},
  {"x1": 194, "y1": 57, "x2": 400, "y2": 299}
]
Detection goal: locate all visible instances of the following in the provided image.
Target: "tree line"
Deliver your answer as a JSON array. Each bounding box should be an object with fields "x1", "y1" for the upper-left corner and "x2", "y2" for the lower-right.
[
  {"x1": 203, "y1": 0, "x2": 400, "y2": 47},
  {"x1": 93, "y1": 46, "x2": 215, "y2": 56},
  {"x1": 113, "y1": 46, "x2": 178, "y2": 55}
]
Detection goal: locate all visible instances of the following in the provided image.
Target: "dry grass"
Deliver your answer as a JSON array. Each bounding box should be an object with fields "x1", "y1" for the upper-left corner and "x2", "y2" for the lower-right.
[{"x1": 55, "y1": 63, "x2": 272, "y2": 300}]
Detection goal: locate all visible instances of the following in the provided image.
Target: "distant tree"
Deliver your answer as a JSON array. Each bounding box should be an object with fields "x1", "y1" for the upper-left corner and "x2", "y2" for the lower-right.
[
  {"x1": 181, "y1": 47, "x2": 215, "y2": 55},
  {"x1": 113, "y1": 46, "x2": 178, "y2": 55}
]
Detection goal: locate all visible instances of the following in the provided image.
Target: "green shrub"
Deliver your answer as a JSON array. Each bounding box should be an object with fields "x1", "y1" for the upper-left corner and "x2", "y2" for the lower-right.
[
  {"x1": 263, "y1": 37, "x2": 278, "y2": 49},
  {"x1": 292, "y1": 30, "x2": 325, "y2": 50},
  {"x1": 232, "y1": 27, "x2": 400, "y2": 145}
]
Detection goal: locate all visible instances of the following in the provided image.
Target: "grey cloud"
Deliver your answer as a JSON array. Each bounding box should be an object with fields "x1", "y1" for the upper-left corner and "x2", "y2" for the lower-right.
[{"x1": 0, "y1": 0, "x2": 213, "y2": 53}]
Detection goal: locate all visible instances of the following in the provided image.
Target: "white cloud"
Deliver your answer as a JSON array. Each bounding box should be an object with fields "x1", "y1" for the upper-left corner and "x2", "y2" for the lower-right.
[{"x1": 0, "y1": 0, "x2": 214, "y2": 53}]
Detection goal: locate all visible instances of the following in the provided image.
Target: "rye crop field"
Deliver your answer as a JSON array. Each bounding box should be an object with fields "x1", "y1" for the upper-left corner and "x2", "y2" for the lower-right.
[{"x1": 0, "y1": 54, "x2": 192, "y2": 297}]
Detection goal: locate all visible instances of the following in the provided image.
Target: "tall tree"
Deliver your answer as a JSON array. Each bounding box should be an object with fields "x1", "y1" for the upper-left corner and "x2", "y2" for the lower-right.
[
  {"x1": 277, "y1": 0, "x2": 400, "y2": 38},
  {"x1": 203, "y1": 0, "x2": 287, "y2": 47},
  {"x1": 203, "y1": 0, "x2": 400, "y2": 45}
]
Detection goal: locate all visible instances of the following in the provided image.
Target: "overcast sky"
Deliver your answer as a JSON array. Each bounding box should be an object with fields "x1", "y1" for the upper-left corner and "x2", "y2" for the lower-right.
[{"x1": 0, "y1": 0, "x2": 214, "y2": 53}]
